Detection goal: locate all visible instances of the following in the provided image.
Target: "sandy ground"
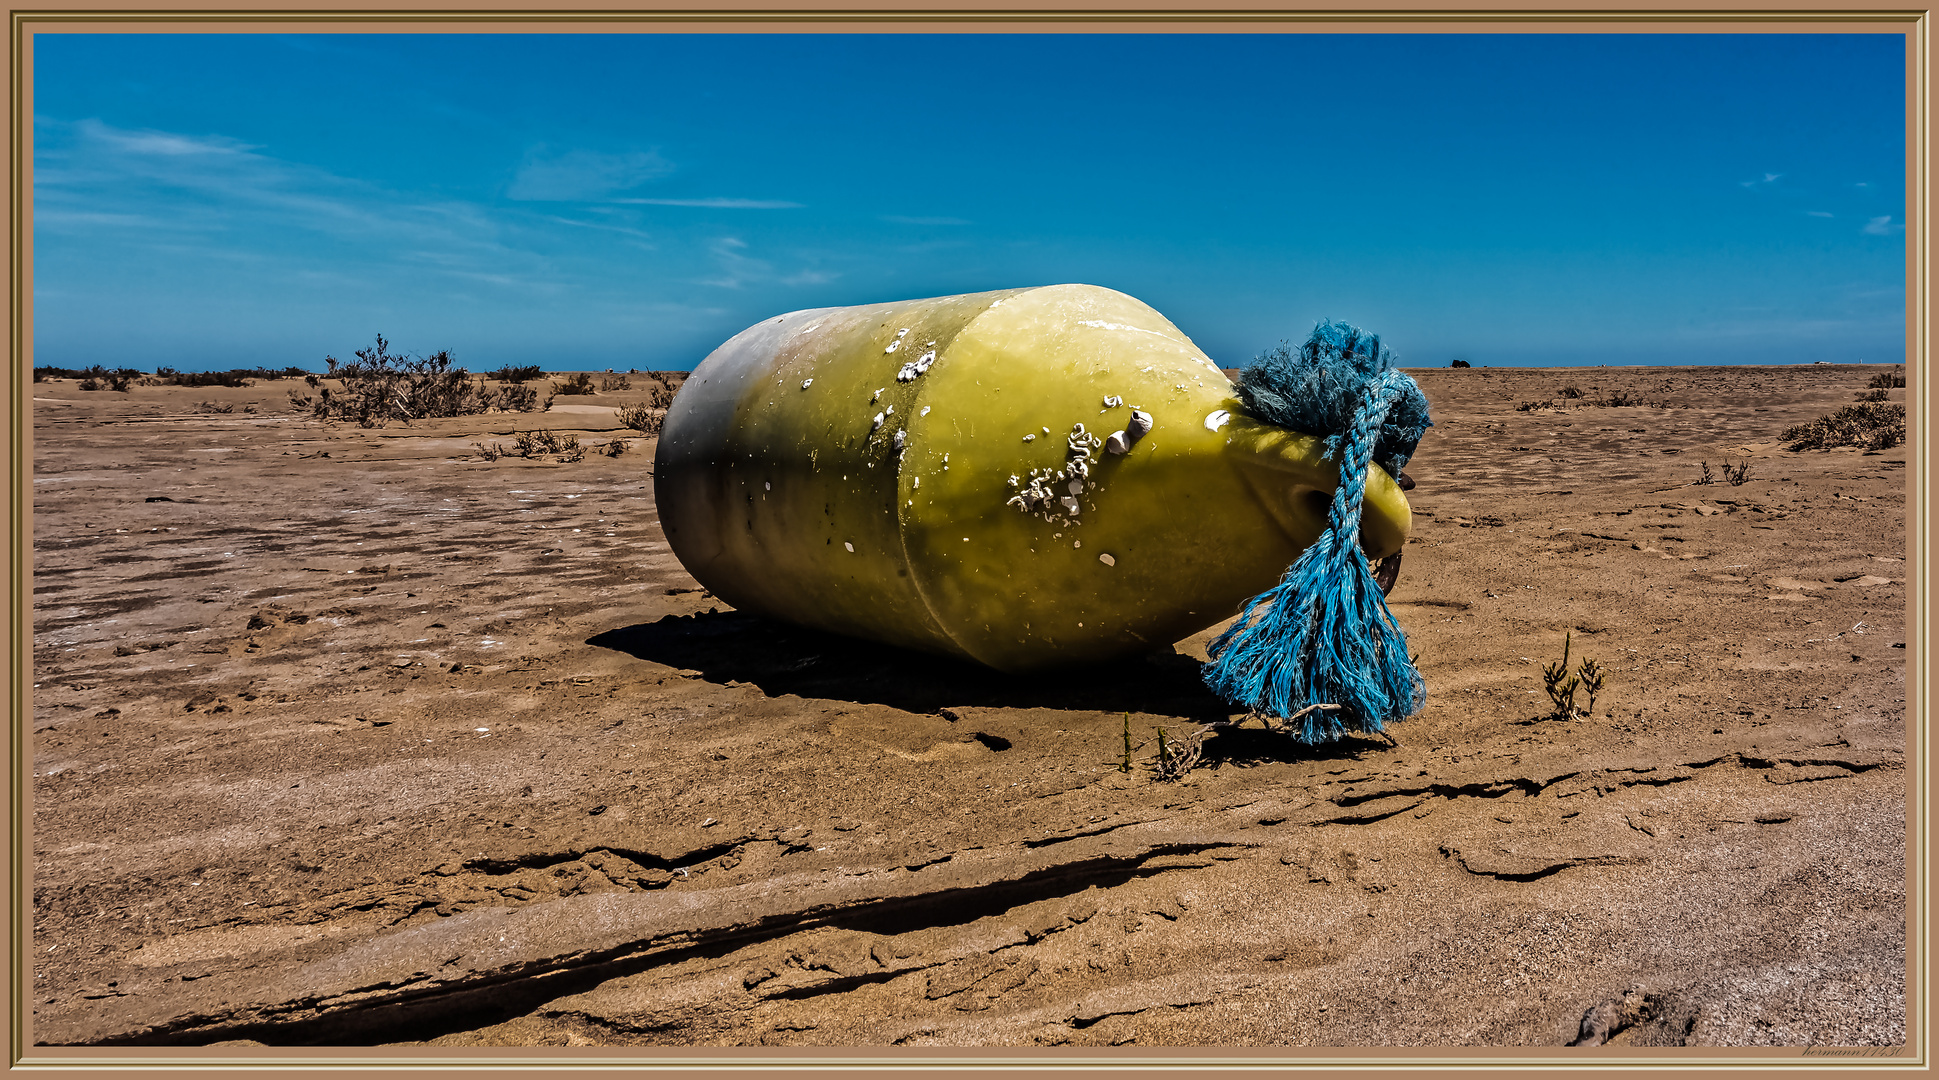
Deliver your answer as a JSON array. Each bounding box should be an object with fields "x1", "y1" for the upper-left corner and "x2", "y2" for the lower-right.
[{"x1": 29, "y1": 364, "x2": 1909, "y2": 1052}]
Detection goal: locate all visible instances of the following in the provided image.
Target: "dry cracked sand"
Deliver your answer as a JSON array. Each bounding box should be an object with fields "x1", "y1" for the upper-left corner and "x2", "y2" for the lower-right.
[{"x1": 29, "y1": 364, "x2": 1909, "y2": 1052}]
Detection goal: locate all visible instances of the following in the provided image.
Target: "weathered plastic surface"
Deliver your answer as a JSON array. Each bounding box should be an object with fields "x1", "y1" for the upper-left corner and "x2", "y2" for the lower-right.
[{"x1": 654, "y1": 284, "x2": 1412, "y2": 672}]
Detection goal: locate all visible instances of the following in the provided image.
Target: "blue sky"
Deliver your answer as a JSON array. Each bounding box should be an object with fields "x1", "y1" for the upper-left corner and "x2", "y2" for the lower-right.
[{"x1": 33, "y1": 33, "x2": 1906, "y2": 371}]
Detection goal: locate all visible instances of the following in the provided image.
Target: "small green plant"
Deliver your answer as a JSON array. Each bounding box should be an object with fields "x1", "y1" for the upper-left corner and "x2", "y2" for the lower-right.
[
  {"x1": 1781, "y1": 402, "x2": 1905, "y2": 452},
  {"x1": 1577, "y1": 656, "x2": 1605, "y2": 717},
  {"x1": 550, "y1": 372, "x2": 596, "y2": 396},
  {"x1": 1867, "y1": 367, "x2": 1906, "y2": 389},
  {"x1": 1119, "y1": 713, "x2": 1133, "y2": 773},
  {"x1": 1541, "y1": 632, "x2": 1608, "y2": 720}
]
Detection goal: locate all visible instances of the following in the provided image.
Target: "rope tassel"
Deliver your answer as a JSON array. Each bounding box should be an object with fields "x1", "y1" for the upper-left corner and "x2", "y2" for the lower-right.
[{"x1": 1202, "y1": 323, "x2": 1431, "y2": 743}]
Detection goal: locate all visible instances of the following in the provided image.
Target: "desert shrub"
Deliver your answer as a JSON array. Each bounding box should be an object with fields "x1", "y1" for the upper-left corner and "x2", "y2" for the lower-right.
[
  {"x1": 1857, "y1": 388, "x2": 1890, "y2": 402},
  {"x1": 600, "y1": 373, "x2": 631, "y2": 391},
  {"x1": 69, "y1": 366, "x2": 139, "y2": 391},
  {"x1": 1592, "y1": 389, "x2": 1639, "y2": 407},
  {"x1": 499, "y1": 382, "x2": 540, "y2": 412},
  {"x1": 472, "y1": 442, "x2": 505, "y2": 461},
  {"x1": 616, "y1": 402, "x2": 666, "y2": 435},
  {"x1": 1557, "y1": 385, "x2": 1584, "y2": 399},
  {"x1": 1515, "y1": 400, "x2": 1556, "y2": 412},
  {"x1": 312, "y1": 334, "x2": 531, "y2": 427},
  {"x1": 194, "y1": 400, "x2": 235, "y2": 414},
  {"x1": 170, "y1": 370, "x2": 253, "y2": 388},
  {"x1": 508, "y1": 430, "x2": 580, "y2": 458},
  {"x1": 550, "y1": 372, "x2": 596, "y2": 396},
  {"x1": 1868, "y1": 368, "x2": 1906, "y2": 389},
  {"x1": 1781, "y1": 402, "x2": 1905, "y2": 452},
  {"x1": 599, "y1": 438, "x2": 629, "y2": 457},
  {"x1": 489, "y1": 364, "x2": 544, "y2": 383}
]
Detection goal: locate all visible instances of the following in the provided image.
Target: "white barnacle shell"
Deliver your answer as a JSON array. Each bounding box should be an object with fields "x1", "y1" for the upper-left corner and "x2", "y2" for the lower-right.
[
  {"x1": 896, "y1": 328, "x2": 910, "y2": 338},
  {"x1": 1023, "y1": 433, "x2": 1036, "y2": 442},
  {"x1": 1128, "y1": 409, "x2": 1154, "y2": 438},
  {"x1": 844, "y1": 541, "x2": 855, "y2": 552},
  {"x1": 1098, "y1": 553, "x2": 1116, "y2": 566},
  {"x1": 897, "y1": 363, "x2": 919, "y2": 382},
  {"x1": 920, "y1": 405, "x2": 931, "y2": 417},
  {"x1": 885, "y1": 405, "x2": 895, "y2": 415},
  {"x1": 915, "y1": 350, "x2": 936, "y2": 372},
  {"x1": 1105, "y1": 430, "x2": 1131, "y2": 455},
  {"x1": 885, "y1": 339, "x2": 902, "y2": 354},
  {"x1": 872, "y1": 387, "x2": 885, "y2": 402},
  {"x1": 871, "y1": 412, "x2": 886, "y2": 432},
  {"x1": 1203, "y1": 409, "x2": 1230, "y2": 432},
  {"x1": 914, "y1": 475, "x2": 921, "y2": 488},
  {"x1": 801, "y1": 378, "x2": 814, "y2": 390},
  {"x1": 893, "y1": 429, "x2": 906, "y2": 451}
]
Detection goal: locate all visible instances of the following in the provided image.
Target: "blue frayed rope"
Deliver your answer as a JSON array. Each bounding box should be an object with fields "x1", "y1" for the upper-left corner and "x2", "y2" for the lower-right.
[{"x1": 1202, "y1": 321, "x2": 1431, "y2": 744}]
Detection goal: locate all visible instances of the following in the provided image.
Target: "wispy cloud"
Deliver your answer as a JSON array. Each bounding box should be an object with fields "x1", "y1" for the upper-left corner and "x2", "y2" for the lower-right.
[
  {"x1": 1862, "y1": 215, "x2": 1903, "y2": 235},
  {"x1": 1739, "y1": 172, "x2": 1783, "y2": 188},
  {"x1": 540, "y1": 214, "x2": 655, "y2": 242},
  {"x1": 506, "y1": 145, "x2": 674, "y2": 201},
  {"x1": 35, "y1": 117, "x2": 560, "y2": 293},
  {"x1": 1805, "y1": 210, "x2": 1834, "y2": 218},
  {"x1": 614, "y1": 197, "x2": 802, "y2": 209},
  {"x1": 881, "y1": 214, "x2": 969, "y2": 226},
  {"x1": 695, "y1": 236, "x2": 767, "y2": 289}
]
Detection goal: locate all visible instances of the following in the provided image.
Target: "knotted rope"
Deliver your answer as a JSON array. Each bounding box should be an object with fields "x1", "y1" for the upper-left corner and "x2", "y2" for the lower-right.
[{"x1": 1201, "y1": 321, "x2": 1432, "y2": 744}]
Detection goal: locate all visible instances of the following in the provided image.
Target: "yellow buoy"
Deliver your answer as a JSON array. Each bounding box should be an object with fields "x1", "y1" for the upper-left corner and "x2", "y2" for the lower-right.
[{"x1": 654, "y1": 284, "x2": 1411, "y2": 672}]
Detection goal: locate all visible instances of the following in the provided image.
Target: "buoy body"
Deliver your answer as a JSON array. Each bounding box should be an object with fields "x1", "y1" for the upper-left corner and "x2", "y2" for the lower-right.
[{"x1": 655, "y1": 284, "x2": 1412, "y2": 672}]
